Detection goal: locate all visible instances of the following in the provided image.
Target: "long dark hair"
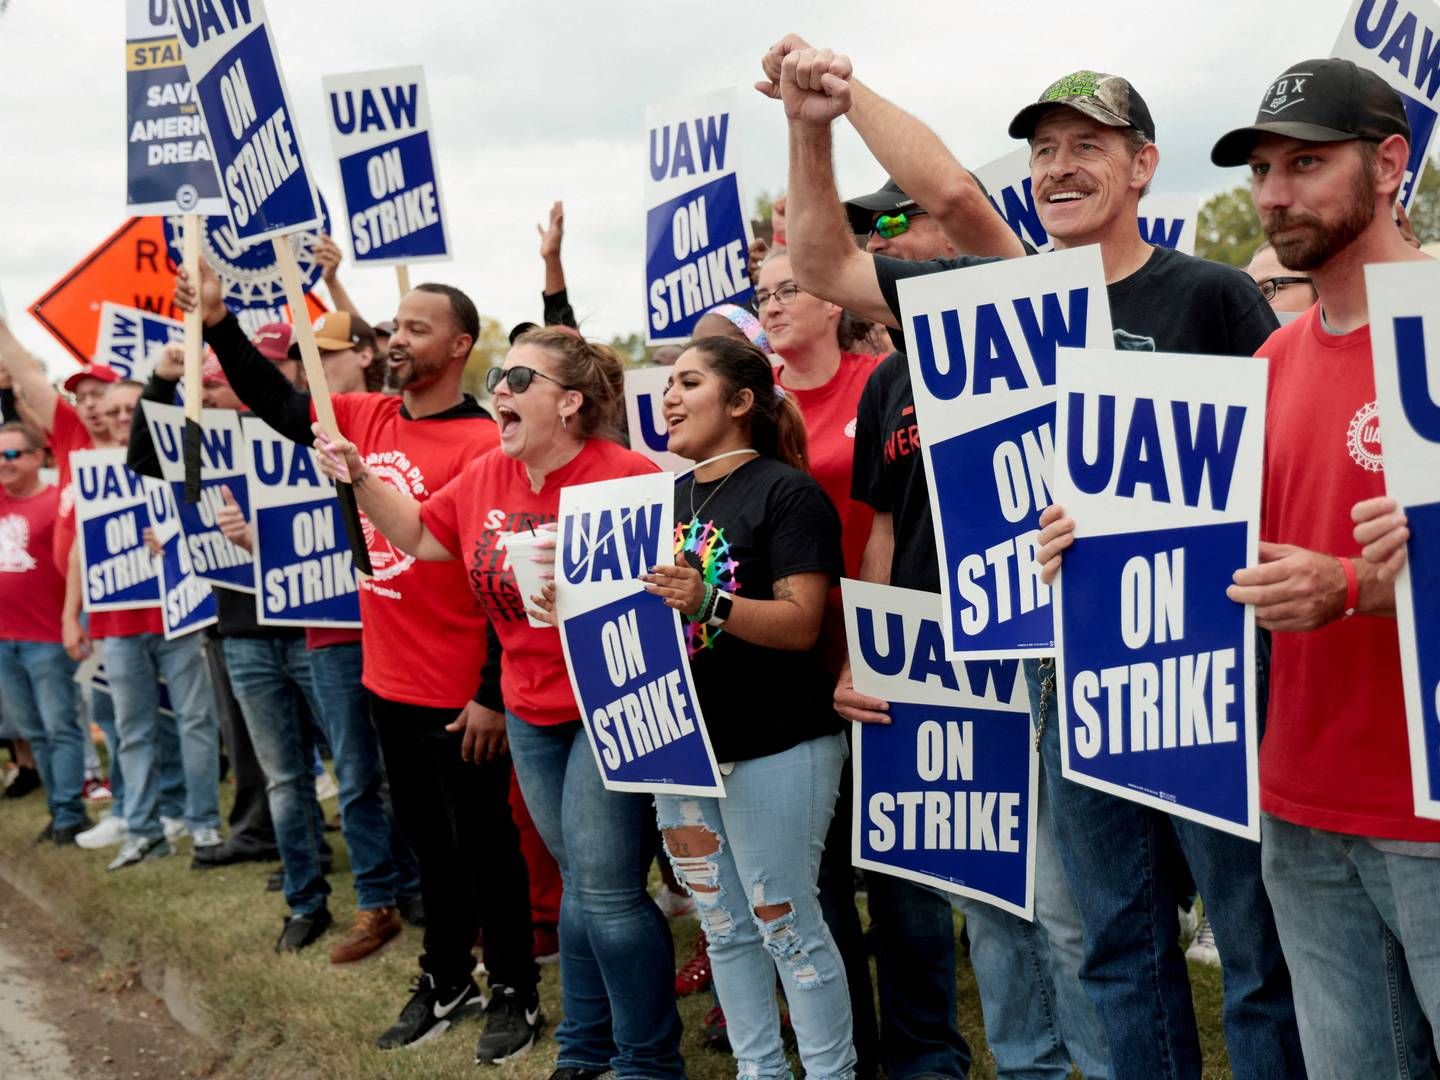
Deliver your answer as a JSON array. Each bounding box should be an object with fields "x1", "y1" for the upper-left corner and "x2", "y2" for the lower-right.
[{"x1": 686, "y1": 336, "x2": 808, "y2": 473}]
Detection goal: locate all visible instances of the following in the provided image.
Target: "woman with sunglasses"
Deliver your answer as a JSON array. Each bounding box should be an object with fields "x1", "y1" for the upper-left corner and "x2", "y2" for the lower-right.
[
  {"x1": 644, "y1": 335, "x2": 853, "y2": 1080},
  {"x1": 314, "y1": 328, "x2": 685, "y2": 1080}
]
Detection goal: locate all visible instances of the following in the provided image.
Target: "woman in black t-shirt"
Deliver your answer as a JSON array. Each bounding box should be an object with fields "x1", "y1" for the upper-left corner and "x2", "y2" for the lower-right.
[{"x1": 641, "y1": 337, "x2": 855, "y2": 1079}]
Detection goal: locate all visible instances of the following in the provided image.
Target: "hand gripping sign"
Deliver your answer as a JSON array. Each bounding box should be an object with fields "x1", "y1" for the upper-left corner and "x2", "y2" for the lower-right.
[
  {"x1": 141, "y1": 401, "x2": 254, "y2": 592},
  {"x1": 72, "y1": 450, "x2": 161, "y2": 613},
  {"x1": 896, "y1": 245, "x2": 1113, "y2": 658},
  {"x1": 322, "y1": 66, "x2": 451, "y2": 267},
  {"x1": 624, "y1": 366, "x2": 694, "y2": 473},
  {"x1": 1052, "y1": 347, "x2": 1267, "y2": 840},
  {"x1": 1333, "y1": 0, "x2": 1440, "y2": 207},
  {"x1": 144, "y1": 476, "x2": 218, "y2": 638},
  {"x1": 243, "y1": 416, "x2": 361, "y2": 627},
  {"x1": 645, "y1": 88, "x2": 755, "y2": 345},
  {"x1": 1367, "y1": 260, "x2": 1440, "y2": 820},
  {"x1": 557, "y1": 472, "x2": 724, "y2": 796},
  {"x1": 842, "y1": 579, "x2": 1038, "y2": 918}
]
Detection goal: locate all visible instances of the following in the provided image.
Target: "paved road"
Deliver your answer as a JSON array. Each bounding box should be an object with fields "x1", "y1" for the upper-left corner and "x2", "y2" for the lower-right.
[{"x1": 0, "y1": 936, "x2": 75, "y2": 1080}]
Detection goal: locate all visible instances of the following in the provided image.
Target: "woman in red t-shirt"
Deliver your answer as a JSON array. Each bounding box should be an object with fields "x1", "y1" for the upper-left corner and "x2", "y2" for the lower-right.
[{"x1": 315, "y1": 328, "x2": 685, "y2": 1076}]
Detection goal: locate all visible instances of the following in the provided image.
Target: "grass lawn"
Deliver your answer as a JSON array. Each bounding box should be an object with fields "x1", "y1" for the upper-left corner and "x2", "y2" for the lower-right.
[{"x1": 0, "y1": 779, "x2": 1233, "y2": 1079}]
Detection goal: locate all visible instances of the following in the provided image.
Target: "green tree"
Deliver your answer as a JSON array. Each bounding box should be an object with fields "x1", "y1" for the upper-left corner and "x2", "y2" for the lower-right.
[
  {"x1": 607, "y1": 332, "x2": 652, "y2": 368},
  {"x1": 1196, "y1": 186, "x2": 1263, "y2": 268},
  {"x1": 461, "y1": 316, "x2": 512, "y2": 399},
  {"x1": 1407, "y1": 153, "x2": 1440, "y2": 244},
  {"x1": 752, "y1": 190, "x2": 777, "y2": 245}
]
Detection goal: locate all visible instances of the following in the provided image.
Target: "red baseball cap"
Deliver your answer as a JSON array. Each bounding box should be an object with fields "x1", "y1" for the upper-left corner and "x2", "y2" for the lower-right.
[
  {"x1": 63, "y1": 363, "x2": 121, "y2": 393},
  {"x1": 251, "y1": 322, "x2": 295, "y2": 363},
  {"x1": 200, "y1": 347, "x2": 228, "y2": 386}
]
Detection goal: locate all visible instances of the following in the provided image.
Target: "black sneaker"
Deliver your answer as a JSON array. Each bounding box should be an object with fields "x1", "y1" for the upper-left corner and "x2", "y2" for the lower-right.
[
  {"x1": 547, "y1": 1069, "x2": 615, "y2": 1080},
  {"x1": 52, "y1": 819, "x2": 92, "y2": 846},
  {"x1": 34, "y1": 820, "x2": 55, "y2": 844},
  {"x1": 474, "y1": 985, "x2": 542, "y2": 1064},
  {"x1": 375, "y1": 973, "x2": 484, "y2": 1050},
  {"x1": 275, "y1": 907, "x2": 333, "y2": 953},
  {"x1": 5, "y1": 766, "x2": 41, "y2": 800},
  {"x1": 397, "y1": 893, "x2": 426, "y2": 928}
]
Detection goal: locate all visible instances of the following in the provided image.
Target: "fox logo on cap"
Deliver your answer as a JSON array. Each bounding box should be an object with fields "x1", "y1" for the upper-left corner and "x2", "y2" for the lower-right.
[{"x1": 1262, "y1": 72, "x2": 1311, "y2": 115}]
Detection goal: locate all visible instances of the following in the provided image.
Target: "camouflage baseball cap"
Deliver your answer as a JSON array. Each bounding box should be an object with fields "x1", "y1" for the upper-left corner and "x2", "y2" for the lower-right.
[{"x1": 1008, "y1": 70, "x2": 1156, "y2": 142}]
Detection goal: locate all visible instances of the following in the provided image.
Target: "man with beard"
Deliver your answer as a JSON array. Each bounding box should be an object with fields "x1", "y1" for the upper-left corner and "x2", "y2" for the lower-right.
[
  {"x1": 1210, "y1": 59, "x2": 1440, "y2": 1077},
  {"x1": 761, "y1": 36, "x2": 1304, "y2": 1080},
  {"x1": 174, "y1": 263, "x2": 541, "y2": 1061}
]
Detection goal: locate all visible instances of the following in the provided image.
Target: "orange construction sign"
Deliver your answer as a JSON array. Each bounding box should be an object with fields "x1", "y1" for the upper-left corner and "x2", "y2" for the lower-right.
[{"x1": 29, "y1": 218, "x2": 327, "y2": 366}]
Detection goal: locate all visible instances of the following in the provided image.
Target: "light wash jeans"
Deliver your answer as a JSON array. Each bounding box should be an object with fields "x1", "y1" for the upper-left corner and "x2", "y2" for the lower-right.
[
  {"x1": 657, "y1": 731, "x2": 855, "y2": 1080},
  {"x1": 0, "y1": 640, "x2": 84, "y2": 830},
  {"x1": 105, "y1": 632, "x2": 220, "y2": 841},
  {"x1": 953, "y1": 764, "x2": 1110, "y2": 1079},
  {"x1": 1262, "y1": 814, "x2": 1440, "y2": 1080}
]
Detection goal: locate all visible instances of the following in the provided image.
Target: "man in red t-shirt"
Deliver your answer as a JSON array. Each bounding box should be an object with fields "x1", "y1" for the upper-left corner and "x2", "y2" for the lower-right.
[
  {"x1": 0, "y1": 421, "x2": 88, "y2": 844},
  {"x1": 177, "y1": 261, "x2": 539, "y2": 1056},
  {"x1": 1214, "y1": 59, "x2": 1440, "y2": 1073}
]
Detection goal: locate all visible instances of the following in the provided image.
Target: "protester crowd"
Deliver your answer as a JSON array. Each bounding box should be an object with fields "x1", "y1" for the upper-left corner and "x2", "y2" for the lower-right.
[{"x1": 1, "y1": 31, "x2": 1437, "y2": 1080}]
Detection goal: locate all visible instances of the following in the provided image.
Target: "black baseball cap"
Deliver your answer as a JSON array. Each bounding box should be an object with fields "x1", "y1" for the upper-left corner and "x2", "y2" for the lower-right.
[
  {"x1": 1009, "y1": 70, "x2": 1156, "y2": 143},
  {"x1": 843, "y1": 178, "x2": 918, "y2": 236},
  {"x1": 508, "y1": 321, "x2": 540, "y2": 345},
  {"x1": 1211, "y1": 58, "x2": 1410, "y2": 166}
]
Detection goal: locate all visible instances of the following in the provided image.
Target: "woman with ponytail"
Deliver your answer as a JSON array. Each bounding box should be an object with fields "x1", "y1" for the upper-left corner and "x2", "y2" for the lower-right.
[
  {"x1": 643, "y1": 335, "x2": 855, "y2": 1080},
  {"x1": 314, "y1": 327, "x2": 684, "y2": 1079}
]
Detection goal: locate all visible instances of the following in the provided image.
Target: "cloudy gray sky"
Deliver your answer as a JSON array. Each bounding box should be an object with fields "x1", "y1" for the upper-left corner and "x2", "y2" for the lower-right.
[{"x1": 1, "y1": 0, "x2": 1354, "y2": 373}]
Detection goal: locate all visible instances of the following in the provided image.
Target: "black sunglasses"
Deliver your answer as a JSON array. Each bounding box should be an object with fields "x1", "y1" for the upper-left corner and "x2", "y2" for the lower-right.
[{"x1": 485, "y1": 365, "x2": 574, "y2": 394}]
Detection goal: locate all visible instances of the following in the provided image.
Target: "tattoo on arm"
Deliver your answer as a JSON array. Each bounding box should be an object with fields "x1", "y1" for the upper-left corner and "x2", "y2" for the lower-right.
[{"x1": 773, "y1": 576, "x2": 795, "y2": 602}]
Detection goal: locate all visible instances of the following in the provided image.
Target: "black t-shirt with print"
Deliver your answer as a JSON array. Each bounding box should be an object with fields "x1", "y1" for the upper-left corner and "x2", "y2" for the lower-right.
[
  {"x1": 675, "y1": 455, "x2": 845, "y2": 763},
  {"x1": 858, "y1": 245, "x2": 1278, "y2": 592}
]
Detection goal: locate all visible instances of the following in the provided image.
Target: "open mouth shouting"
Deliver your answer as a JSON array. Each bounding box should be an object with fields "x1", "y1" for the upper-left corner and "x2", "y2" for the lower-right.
[{"x1": 496, "y1": 403, "x2": 521, "y2": 438}]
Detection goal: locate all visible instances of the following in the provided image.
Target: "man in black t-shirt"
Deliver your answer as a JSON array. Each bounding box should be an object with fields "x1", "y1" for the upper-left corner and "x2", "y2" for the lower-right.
[{"x1": 758, "y1": 35, "x2": 1302, "y2": 1080}]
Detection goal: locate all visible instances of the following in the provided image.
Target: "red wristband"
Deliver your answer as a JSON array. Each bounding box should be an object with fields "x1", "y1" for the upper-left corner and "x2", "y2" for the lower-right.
[{"x1": 1338, "y1": 556, "x2": 1358, "y2": 618}]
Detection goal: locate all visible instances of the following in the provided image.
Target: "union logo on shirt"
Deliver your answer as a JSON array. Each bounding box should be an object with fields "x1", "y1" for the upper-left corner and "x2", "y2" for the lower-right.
[
  {"x1": 1346, "y1": 400, "x2": 1384, "y2": 473},
  {"x1": 0, "y1": 514, "x2": 37, "y2": 573},
  {"x1": 844, "y1": 417, "x2": 857, "y2": 439},
  {"x1": 360, "y1": 450, "x2": 428, "y2": 583}
]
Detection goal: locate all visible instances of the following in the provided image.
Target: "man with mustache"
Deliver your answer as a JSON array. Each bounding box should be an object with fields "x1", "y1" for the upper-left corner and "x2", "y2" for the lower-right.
[{"x1": 762, "y1": 37, "x2": 1303, "y2": 1080}]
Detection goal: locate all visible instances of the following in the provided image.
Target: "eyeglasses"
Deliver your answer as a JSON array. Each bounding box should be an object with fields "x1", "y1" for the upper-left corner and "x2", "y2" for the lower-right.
[
  {"x1": 0, "y1": 448, "x2": 34, "y2": 461},
  {"x1": 1257, "y1": 275, "x2": 1312, "y2": 301},
  {"x1": 750, "y1": 281, "x2": 802, "y2": 313},
  {"x1": 871, "y1": 209, "x2": 929, "y2": 239},
  {"x1": 104, "y1": 406, "x2": 135, "y2": 419},
  {"x1": 485, "y1": 365, "x2": 573, "y2": 394}
]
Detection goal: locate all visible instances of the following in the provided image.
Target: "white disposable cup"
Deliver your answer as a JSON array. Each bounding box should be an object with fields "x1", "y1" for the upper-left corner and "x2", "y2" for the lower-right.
[{"x1": 500, "y1": 525, "x2": 556, "y2": 629}]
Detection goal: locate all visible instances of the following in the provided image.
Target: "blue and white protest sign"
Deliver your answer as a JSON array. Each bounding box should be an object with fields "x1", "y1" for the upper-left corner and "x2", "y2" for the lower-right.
[
  {"x1": 162, "y1": 192, "x2": 331, "y2": 336},
  {"x1": 843, "y1": 579, "x2": 1037, "y2": 917},
  {"x1": 243, "y1": 417, "x2": 360, "y2": 627},
  {"x1": 1137, "y1": 195, "x2": 1199, "y2": 255},
  {"x1": 323, "y1": 66, "x2": 451, "y2": 266},
  {"x1": 624, "y1": 366, "x2": 693, "y2": 474},
  {"x1": 171, "y1": 0, "x2": 320, "y2": 242},
  {"x1": 1367, "y1": 260, "x2": 1440, "y2": 820},
  {"x1": 126, "y1": 0, "x2": 226, "y2": 216},
  {"x1": 145, "y1": 477, "x2": 218, "y2": 638},
  {"x1": 93, "y1": 303, "x2": 183, "y2": 382},
  {"x1": 1052, "y1": 347, "x2": 1266, "y2": 839},
  {"x1": 645, "y1": 88, "x2": 754, "y2": 345},
  {"x1": 71, "y1": 450, "x2": 161, "y2": 613},
  {"x1": 1333, "y1": 0, "x2": 1440, "y2": 207},
  {"x1": 140, "y1": 400, "x2": 254, "y2": 592},
  {"x1": 557, "y1": 472, "x2": 723, "y2": 796},
  {"x1": 896, "y1": 246, "x2": 1113, "y2": 658}
]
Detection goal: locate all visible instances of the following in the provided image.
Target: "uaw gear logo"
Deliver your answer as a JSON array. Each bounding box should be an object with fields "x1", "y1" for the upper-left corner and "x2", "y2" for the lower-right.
[
  {"x1": 1347, "y1": 400, "x2": 1385, "y2": 473},
  {"x1": 1043, "y1": 71, "x2": 1100, "y2": 101},
  {"x1": 359, "y1": 449, "x2": 428, "y2": 582},
  {"x1": 1261, "y1": 73, "x2": 1311, "y2": 116},
  {"x1": 0, "y1": 515, "x2": 37, "y2": 573},
  {"x1": 162, "y1": 190, "x2": 331, "y2": 333}
]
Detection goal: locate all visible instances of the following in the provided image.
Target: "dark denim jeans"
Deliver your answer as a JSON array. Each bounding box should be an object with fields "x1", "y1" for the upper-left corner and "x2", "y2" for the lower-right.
[
  {"x1": 507, "y1": 714, "x2": 684, "y2": 1079},
  {"x1": 306, "y1": 643, "x2": 420, "y2": 909},
  {"x1": 1025, "y1": 658, "x2": 1304, "y2": 1080}
]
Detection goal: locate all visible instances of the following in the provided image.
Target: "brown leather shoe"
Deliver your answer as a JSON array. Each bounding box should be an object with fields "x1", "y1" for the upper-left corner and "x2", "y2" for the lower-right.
[{"x1": 329, "y1": 907, "x2": 402, "y2": 964}]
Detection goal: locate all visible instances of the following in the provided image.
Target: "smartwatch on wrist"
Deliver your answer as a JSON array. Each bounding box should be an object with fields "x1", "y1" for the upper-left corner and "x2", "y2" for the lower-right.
[{"x1": 706, "y1": 590, "x2": 733, "y2": 627}]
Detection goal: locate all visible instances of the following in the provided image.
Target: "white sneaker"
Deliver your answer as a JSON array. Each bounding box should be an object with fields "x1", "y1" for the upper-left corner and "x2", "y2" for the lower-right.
[
  {"x1": 654, "y1": 886, "x2": 696, "y2": 919},
  {"x1": 191, "y1": 826, "x2": 222, "y2": 848},
  {"x1": 76, "y1": 816, "x2": 128, "y2": 850},
  {"x1": 1177, "y1": 904, "x2": 1199, "y2": 945},
  {"x1": 1185, "y1": 916, "x2": 1220, "y2": 967},
  {"x1": 315, "y1": 770, "x2": 339, "y2": 801},
  {"x1": 161, "y1": 816, "x2": 189, "y2": 843}
]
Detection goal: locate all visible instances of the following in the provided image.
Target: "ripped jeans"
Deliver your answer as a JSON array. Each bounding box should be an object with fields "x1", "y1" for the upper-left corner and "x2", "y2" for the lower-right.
[{"x1": 656, "y1": 732, "x2": 854, "y2": 1080}]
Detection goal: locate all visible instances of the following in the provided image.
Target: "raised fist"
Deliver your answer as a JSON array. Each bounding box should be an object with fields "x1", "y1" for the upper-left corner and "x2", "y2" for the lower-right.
[{"x1": 779, "y1": 47, "x2": 855, "y2": 124}]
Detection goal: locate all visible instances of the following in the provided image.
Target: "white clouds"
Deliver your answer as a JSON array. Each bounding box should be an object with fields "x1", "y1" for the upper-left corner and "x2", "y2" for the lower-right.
[{"x1": 0, "y1": 0, "x2": 1343, "y2": 373}]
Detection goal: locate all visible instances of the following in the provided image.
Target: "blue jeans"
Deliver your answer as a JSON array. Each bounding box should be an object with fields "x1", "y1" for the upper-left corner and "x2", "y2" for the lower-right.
[
  {"x1": 1261, "y1": 814, "x2": 1440, "y2": 1079},
  {"x1": 953, "y1": 765, "x2": 1110, "y2": 1079},
  {"x1": 0, "y1": 641, "x2": 84, "y2": 830},
  {"x1": 224, "y1": 636, "x2": 329, "y2": 917},
  {"x1": 306, "y1": 643, "x2": 420, "y2": 909},
  {"x1": 106, "y1": 633, "x2": 219, "y2": 840},
  {"x1": 658, "y1": 733, "x2": 854, "y2": 1080},
  {"x1": 1025, "y1": 659, "x2": 1303, "y2": 1080},
  {"x1": 507, "y1": 714, "x2": 684, "y2": 1079}
]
